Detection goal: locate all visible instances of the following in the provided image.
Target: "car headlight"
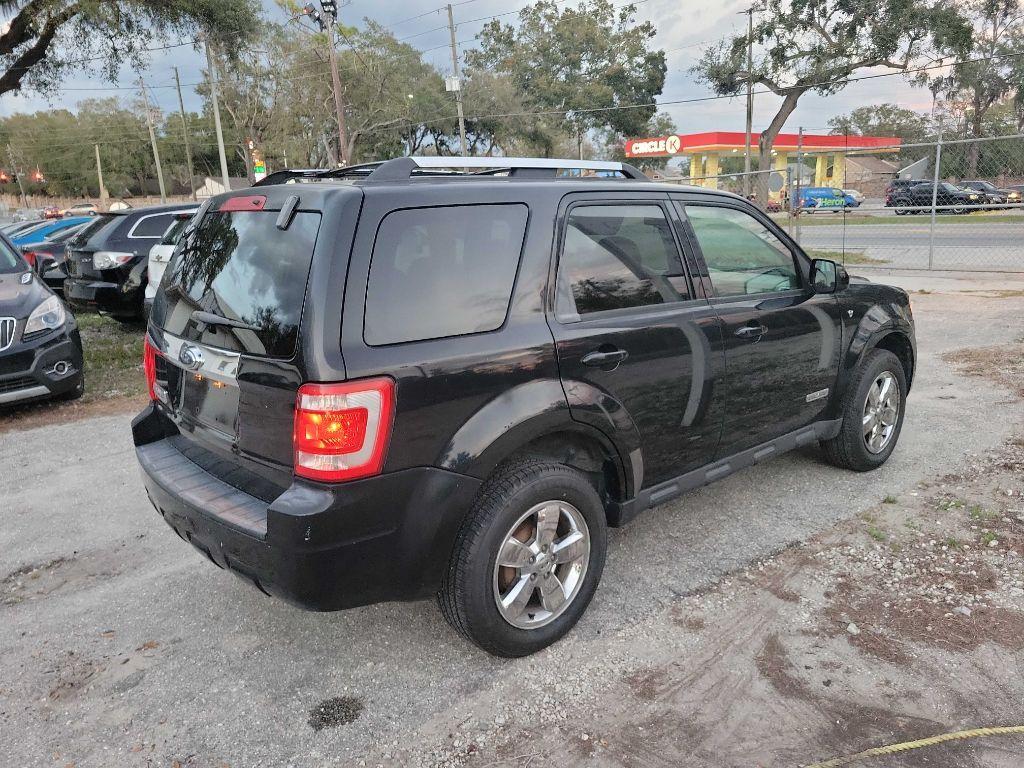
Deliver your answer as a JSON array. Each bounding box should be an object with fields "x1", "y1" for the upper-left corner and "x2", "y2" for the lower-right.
[
  {"x1": 969, "y1": 194, "x2": 978, "y2": 199},
  {"x1": 23, "y1": 295, "x2": 66, "y2": 337},
  {"x1": 93, "y1": 251, "x2": 134, "y2": 270}
]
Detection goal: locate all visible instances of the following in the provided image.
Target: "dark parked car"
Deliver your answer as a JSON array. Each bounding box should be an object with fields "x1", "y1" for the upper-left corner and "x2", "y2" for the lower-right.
[
  {"x1": 888, "y1": 181, "x2": 980, "y2": 214},
  {"x1": 133, "y1": 157, "x2": 916, "y2": 657},
  {"x1": 0, "y1": 231, "x2": 84, "y2": 406},
  {"x1": 960, "y1": 180, "x2": 1021, "y2": 208},
  {"x1": 883, "y1": 178, "x2": 922, "y2": 207},
  {"x1": 63, "y1": 203, "x2": 198, "y2": 319},
  {"x1": 19, "y1": 222, "x2": 89, "y2": 294}
]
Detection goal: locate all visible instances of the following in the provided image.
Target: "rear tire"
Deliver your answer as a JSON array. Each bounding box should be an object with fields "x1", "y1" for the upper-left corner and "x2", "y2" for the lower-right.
[
  {"x1": 821, "y1": 349, "x2": 907, "y2": 471},
  {"x1": 438, "y1": 458, "x2": 607, "y2": 657}
]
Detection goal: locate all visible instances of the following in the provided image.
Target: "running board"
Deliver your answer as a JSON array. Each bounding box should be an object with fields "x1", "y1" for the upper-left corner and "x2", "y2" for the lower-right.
[{"x1": 607, "y1": 419, "x2": 842, "y2": 527}]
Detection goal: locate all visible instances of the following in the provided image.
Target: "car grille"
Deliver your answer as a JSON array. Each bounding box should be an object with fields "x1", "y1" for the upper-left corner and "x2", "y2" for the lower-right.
[
  {"x1": 0, "y1": 376, "x2": 35, "y2": 394},
  {"x1": 0, "y1": 317, "x2": 15, "y2": 352}
]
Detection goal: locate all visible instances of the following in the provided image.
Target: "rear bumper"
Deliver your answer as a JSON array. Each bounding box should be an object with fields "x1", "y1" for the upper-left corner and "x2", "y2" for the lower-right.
[
  {"x1": 132, "y1": 405, "x2": 482, "y2": 610},
  {"x1": 64, "y1": 276, "x2": 142, "y2": 316},
  {"x1": 0, "y1": 327, "x2": 83, "y2": 405}
]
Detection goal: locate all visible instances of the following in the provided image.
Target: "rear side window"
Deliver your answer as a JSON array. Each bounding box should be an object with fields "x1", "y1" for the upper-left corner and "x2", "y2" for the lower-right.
[
  {"x1": 556, "y1": 204, "x2": 688, "y2": 319},
  {"x1": 152, "y1": 209, "x2": 321, "y2": 357},
  {"x1": 131, "y1": 213, "x2": 178, "y2": 238},
  {"x1": 364, "y1": 204, "x2": 528, "y2": 346}
]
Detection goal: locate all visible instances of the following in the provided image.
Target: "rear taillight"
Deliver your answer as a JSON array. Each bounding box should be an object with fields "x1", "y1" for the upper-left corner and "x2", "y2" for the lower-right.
[
  {"x1": 293, "y1": 378, "x2": 395, "y2": 482},
  {"x1": 143, "y1": 336, "x2": 158, "y2": 401},
  {"x1": 21, "y1": 251, "x2": 38, "y2": 267}
]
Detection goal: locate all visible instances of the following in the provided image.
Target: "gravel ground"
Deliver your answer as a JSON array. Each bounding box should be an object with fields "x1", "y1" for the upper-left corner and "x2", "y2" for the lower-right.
[{"x1": 1, "y1": 276, "x2": 1023, "y2": 767}]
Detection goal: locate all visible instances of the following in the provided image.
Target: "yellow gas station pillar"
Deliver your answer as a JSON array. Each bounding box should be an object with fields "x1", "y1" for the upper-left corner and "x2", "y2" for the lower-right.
[
  {"x1": 704, "y1": 152, "x2": 720, "y2": 189},
  {"x1": 772, "y1": 152, "x2": 788, "y2": 200},
  {"x1": 815, "y1": 154, "x2": 828, "y2": 186},
  {"x1": 831, "y1": 153, "x2": 846, "y2": 187}
]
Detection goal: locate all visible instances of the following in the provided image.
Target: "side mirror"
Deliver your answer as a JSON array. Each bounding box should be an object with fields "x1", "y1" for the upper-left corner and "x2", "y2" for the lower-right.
[{"x1": 811, "y1": 258, "x2": 839, "y2": 293}]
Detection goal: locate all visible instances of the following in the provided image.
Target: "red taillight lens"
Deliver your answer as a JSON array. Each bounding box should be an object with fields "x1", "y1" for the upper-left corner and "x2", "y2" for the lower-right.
[
  {"x1": 293, "y1": 378, "x2": 394, "y2": 482},
  {"x1": 22, "y1": 251, "x2": 37, "y2": 267},
  {"x1": 219, "y1": 195, "x2": 266, "y2": 212},
  {"x1": 143, "y1": 336, "x2": 158, "y2": 401}
]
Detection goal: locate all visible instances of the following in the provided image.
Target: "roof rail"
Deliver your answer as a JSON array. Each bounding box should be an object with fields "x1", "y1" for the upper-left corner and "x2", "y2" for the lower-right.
[
  {"x1": 253, "y1": 162, "x2": 385, "y2": 187},
  {"x1": 366, "y1": 156, "x2": 649, "y2": 181}
]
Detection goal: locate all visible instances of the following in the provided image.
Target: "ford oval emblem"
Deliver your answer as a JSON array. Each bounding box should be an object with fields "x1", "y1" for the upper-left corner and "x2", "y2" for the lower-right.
[{"x1": 179, "y1": 343, "x2": 204, "y2": 371}]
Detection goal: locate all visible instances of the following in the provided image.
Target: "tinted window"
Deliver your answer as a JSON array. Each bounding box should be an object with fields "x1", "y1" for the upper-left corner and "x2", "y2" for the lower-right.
[
  {"x1": 152, "y1": 210, "x2": 321, "y2": 357},
  {"x1": 364, "y1": 204, "x2": 528, "y2": 345},
  {"x1": 70, "y1": 213, "x2": 119, "y2": 247},
  {"x1": 556, "y1": 204, "x2": 686, "y2": 318},
  {"x1": 685, "y1": 205, "x2": 800, "y2": 296},
  {"x1": 132, "y1": 213, "x2": 178, "y2": 238}
]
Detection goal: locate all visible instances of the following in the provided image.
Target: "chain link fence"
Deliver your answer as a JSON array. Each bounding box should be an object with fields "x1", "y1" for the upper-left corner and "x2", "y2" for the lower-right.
[{"x1": 665, "y1": 133, "x2": 1024, "y2": 273}]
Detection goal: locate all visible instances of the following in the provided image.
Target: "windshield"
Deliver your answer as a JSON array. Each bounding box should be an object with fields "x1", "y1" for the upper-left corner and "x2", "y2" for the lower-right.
[
  {"x1": 152, "y1": 208, "x2": 321, "y2": 357},
  {"x1": 0, "y1": 236, "x2": 27, "y2": 274}
]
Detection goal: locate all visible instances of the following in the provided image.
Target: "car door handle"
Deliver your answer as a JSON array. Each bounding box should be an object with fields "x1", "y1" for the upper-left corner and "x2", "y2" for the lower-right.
[
  {"x1": 582, "y1": 348, "x2": 629, "y2": 367},
  {"x1": 735, "y1": 323, "x2": 767, "y2": 339}
]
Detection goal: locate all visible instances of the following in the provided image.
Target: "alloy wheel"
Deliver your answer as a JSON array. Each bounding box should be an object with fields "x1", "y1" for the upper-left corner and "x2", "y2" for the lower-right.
[
  {"x1": 863, "y1": 371, "x2": 901, "y2": 454},
  {"x1": 492, "y1": 500, "x2": 590, "y2": 629}
]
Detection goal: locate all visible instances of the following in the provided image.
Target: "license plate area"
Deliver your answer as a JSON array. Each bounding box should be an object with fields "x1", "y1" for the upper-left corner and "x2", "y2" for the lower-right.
[{"x1": 160, "y1": 334, "x2": 241, "y2": 440}]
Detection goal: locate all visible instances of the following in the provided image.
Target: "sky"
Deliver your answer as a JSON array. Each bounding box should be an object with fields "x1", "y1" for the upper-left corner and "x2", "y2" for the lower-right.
[{"x1": 0, "y1": 0, "x2": 939, "y2": 137}]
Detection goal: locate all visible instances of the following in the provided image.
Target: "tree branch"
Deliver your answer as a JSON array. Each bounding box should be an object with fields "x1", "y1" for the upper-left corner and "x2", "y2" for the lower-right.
[{"x1": 0, "y1": 5, "x2": 78, "y2": 97}]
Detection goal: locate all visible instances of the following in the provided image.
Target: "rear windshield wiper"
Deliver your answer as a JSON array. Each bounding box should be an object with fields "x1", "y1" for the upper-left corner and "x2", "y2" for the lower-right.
[{"x1": 191, "y1": 310, "x2": 261, "y2": 332}]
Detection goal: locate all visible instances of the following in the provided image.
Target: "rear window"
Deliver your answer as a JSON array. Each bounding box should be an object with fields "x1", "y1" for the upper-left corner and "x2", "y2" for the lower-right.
[
  {"x1": 151, "y1": 209, "x2": 321, "y2": 358},
  {"x1": 364, "y1": 204, "x2": 528, "y2": 345},
  {"x1": 69, "y1": 213, "x2": 119, "y2": 247}
]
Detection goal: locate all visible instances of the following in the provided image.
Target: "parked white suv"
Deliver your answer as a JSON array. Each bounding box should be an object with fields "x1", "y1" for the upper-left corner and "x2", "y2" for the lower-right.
[{"x1": 144, "y1": 209, "x2": 197, "y2": 314}]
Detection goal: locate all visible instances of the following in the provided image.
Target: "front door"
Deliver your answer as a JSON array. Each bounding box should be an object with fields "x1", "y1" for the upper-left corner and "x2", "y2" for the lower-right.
[
  {"x1": 675, "y1": 199, "x2": 843, "y2": 456},
  {"x1": 549, "y1": 198, "x2": 726, "y2": 489}
]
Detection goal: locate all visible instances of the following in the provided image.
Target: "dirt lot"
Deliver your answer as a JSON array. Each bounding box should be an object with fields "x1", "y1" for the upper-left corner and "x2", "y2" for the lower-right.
[{"x1": 1, "y1": 274, "x2": 1023, "y2": 767}]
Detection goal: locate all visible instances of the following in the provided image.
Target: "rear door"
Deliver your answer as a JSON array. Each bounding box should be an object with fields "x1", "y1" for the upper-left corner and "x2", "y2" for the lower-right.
[
  {"x1": 674, "y1": 196, "x2": 843, "y2": 456},
  {"x1": 549, "y1": 195, "x2": 726, "y2": 487}
]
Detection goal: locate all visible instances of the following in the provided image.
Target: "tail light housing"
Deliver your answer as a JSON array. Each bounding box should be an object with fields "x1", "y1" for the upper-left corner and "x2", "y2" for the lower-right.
[
  {"x1": 293, "y1": 378, "x2": 395, "y2": 482},
  {"x1": 21, "y1": 250, "x2": 38, "y2": 267},
  {"x1": 143, "y1": 336, "x2": 158, "y2": 401}
]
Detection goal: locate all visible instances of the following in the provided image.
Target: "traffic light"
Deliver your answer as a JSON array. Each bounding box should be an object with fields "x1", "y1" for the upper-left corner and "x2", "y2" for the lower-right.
[
  {"x1": 0, "y1": 169, "x2": 10, "y2": 184},
  {"x1": 320, "y1": 0, "x2": 338, "y2": 18},
  {"x1": 31, "y1": 168, "x2": 45, "y2": 183}
]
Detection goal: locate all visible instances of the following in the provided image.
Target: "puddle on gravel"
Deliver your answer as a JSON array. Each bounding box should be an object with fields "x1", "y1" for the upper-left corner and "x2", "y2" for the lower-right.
[{"x1": 309, "y1": 696, "x2": 365, "y2": 730}]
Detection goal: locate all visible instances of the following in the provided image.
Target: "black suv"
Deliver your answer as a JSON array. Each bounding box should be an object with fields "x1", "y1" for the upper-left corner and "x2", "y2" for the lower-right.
[
  {"x1": 888, "y1": 181, "x2": 981, "y2": 215},
  {"x1": 133, "y1": 157, "x2": 916, "y2": 657},
  {"x1": 64, "y1": 203, "x2": 199, "y2": 319}
]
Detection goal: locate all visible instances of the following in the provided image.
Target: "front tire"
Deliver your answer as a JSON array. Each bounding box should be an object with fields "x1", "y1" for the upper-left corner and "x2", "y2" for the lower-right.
[
  {"x1": 821, "y1": 349, "x2": 907, "y2": 471},
  {"x1": 438, "y1": 459, "x2": 608, "y2": 657}
]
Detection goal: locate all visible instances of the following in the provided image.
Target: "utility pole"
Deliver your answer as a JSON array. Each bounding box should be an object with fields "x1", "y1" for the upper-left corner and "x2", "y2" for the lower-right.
[
  {"x1": 794, "y1": 127, "x2": 804, "y2": 245},
  {"x1": 94, "y1": 144, "x2": 108, "y2": 207},
  {"x1": 204, "y1": 34, "x2": 232, "y2": 191},
  {"x1": 174, "y1": 66, "x2": 197, "y2": 200},
  {"x1": 312, "y1": 2, "x2": 350, "y2": 166},
  {"x1": 6, "y1": 144, "x2": 28, "y2": 208},
  {"x1": 446, "y1": 4, "x2": 468, "y2": 158},
  {"x1": 138, "y1": 77, "x2": 167, "y2": 203},
  {"x1": 742, "y1": 5, "x2": 755, "y2": 197}
]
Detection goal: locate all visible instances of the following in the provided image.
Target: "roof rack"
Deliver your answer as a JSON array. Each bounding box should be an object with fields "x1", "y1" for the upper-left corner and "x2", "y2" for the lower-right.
[
  {"x1": 366, "y1": 156, "x2": 649, "y2": 181},
  {"x1": 253, "y1": 157, "x2": 650, "y2": 187}
]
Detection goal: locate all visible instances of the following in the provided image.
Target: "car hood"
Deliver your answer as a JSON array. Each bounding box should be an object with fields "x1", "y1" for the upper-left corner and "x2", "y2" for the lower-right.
[{"x1": 0, "y1": 270, "x2": 53, "y2": 319}]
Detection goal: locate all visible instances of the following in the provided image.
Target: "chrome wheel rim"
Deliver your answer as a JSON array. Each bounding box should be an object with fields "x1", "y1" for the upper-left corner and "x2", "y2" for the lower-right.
[
  {"x1": 863, "y1": 371, "x2": 900, "y2": 454},
  {"x1": 492, "y1": 500, "x2": 590, "y2": 630}
]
